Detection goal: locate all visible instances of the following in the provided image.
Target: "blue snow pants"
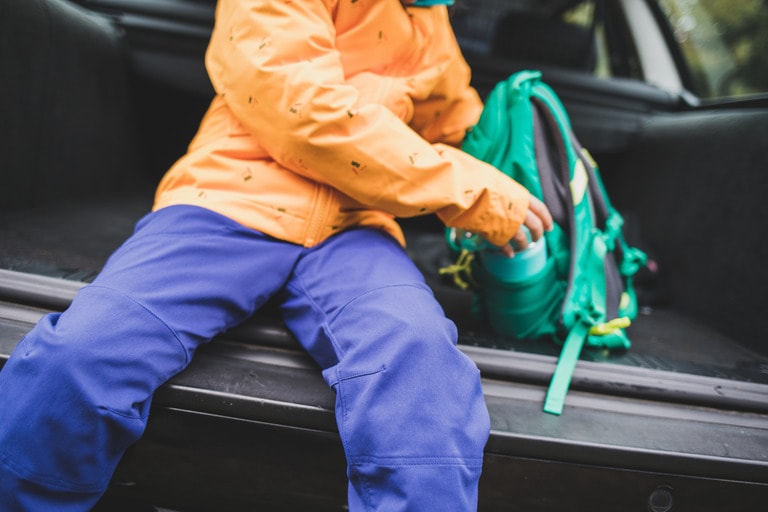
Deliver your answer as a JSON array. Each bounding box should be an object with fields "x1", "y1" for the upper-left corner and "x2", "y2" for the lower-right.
[{"x1": 0, "y1": 205, "x2": 490, "y2": 511}]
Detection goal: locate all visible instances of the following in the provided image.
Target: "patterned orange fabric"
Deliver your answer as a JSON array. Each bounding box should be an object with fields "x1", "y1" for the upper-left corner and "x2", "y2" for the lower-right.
[{"x1": 153, "y1": 0, "x2": 529, "y2": 247}]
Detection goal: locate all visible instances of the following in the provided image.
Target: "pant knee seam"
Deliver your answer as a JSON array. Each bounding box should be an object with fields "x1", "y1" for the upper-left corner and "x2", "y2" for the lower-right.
[
  {"x1": 85, "y1": 284, "x2": 190, "y2": 366},
  {"x1": 334, "y1": 282, "x2": 433, "y2": 319}
]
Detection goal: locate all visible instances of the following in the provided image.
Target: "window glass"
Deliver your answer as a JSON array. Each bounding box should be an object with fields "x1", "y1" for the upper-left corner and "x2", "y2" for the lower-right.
[
  {"x1": 450, "y1": 0, "x2": 637, "y2": 80},
  {"x1": 451, "y1": 0, "x2": 768, "y2": 98},
  {"x1": 657, "y1": 0, "x2": 768, "y2": 98}
]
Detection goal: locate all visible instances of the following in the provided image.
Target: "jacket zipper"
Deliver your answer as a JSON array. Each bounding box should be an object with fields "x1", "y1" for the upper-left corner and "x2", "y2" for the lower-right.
[{"x1": 304, "y1": 183, "x2": 333, "y2": 247}]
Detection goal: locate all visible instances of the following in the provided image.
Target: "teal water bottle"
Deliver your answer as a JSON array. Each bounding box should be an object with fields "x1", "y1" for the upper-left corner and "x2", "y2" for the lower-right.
[
  {"x1": 477, "y1": 227, "x2": 560, "y2": 339},
  {"x1": 479, "y1": 226, "x2": 548, "y2": 283}
]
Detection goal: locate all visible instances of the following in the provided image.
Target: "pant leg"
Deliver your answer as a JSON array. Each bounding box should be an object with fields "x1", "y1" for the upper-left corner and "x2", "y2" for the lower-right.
[
  {"x1": 0, "y1": 205, "x2": 302, "y2": 511},
  {"x1": 281, "y1": 228, "x2": 490, "y2": 512}
]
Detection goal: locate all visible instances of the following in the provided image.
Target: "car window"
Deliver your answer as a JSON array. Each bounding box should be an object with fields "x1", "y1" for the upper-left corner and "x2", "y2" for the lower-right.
[
  {"x1": 451, "y1": 0, "x2": 642, "y2": 80},
  {"x1": 452, "y1": 0, "x2": 768, "y2": 100},
  {"x1": 656, "y1": 0, "x2": 768, "y2": 99}
]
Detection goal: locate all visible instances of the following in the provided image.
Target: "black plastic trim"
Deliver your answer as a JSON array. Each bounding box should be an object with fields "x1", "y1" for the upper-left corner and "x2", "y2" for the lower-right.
[{"x1": 2, "y1": 269, "x2": 767, "y2": 415}]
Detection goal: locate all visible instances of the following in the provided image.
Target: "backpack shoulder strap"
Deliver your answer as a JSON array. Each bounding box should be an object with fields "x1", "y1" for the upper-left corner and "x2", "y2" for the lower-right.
[{"x1": 526, "y1": 76, "x2": 615, "y2": 415}]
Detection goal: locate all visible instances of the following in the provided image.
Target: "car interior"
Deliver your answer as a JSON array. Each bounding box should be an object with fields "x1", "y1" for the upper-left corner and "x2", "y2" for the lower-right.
[
  {"x1": 1, "y1": 1, "x2": 767, "y2": 509},
  {"x1": 1, "y1": 0, "x2": 767, "y2": 405}
]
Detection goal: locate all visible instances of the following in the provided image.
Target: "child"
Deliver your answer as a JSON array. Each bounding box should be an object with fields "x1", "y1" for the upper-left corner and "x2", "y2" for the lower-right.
[{"x1": 0, "y1": 1, "x2": 551, "y2": 510}]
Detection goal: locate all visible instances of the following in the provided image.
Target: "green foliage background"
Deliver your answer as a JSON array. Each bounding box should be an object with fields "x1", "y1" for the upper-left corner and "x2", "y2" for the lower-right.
[{"x1": 659, "y1": 0, "x2": 768, "y2": 98}]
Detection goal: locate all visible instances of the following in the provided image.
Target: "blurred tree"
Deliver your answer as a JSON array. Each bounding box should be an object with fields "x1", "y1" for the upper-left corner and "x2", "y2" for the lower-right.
[{"x1": 659, "y1": 0, "x2": 768, "y2": 97}]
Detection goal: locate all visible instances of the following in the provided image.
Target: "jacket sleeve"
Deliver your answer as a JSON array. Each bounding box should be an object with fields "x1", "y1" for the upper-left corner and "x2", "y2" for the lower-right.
[{"x1": 205, "y1": 0, "x2": 529, "y2": 246}]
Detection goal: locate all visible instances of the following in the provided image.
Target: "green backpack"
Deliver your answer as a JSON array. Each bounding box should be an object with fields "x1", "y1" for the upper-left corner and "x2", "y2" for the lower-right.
[{"x1": 444, "y1": 70, "x2": 646, "y2": 415}]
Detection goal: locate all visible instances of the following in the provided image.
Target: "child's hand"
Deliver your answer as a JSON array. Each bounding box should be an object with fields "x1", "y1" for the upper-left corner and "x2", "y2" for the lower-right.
[{"x1": 500, "y1": 195, "x2": 553, "y2": 257}]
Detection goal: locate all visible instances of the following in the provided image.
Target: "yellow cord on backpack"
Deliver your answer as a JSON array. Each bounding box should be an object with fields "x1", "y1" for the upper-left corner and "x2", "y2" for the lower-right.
[
  {"x1": 439, "y1": 249, "x2": 478, "y2": 290},
  {"x1": 589, "y1": 316, "x2": 631, "y2": 336}
]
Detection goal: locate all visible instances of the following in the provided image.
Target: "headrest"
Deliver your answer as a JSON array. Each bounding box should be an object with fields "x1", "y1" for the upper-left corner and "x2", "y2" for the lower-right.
[{"x1": 491, "y1": 12, "x2": 596, "y2": 71}]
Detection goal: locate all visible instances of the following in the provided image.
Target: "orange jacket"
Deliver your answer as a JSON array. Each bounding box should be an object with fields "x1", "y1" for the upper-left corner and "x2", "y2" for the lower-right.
[{"x1": 153, "y1": 0, "x2": 529, "y2": 248}]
